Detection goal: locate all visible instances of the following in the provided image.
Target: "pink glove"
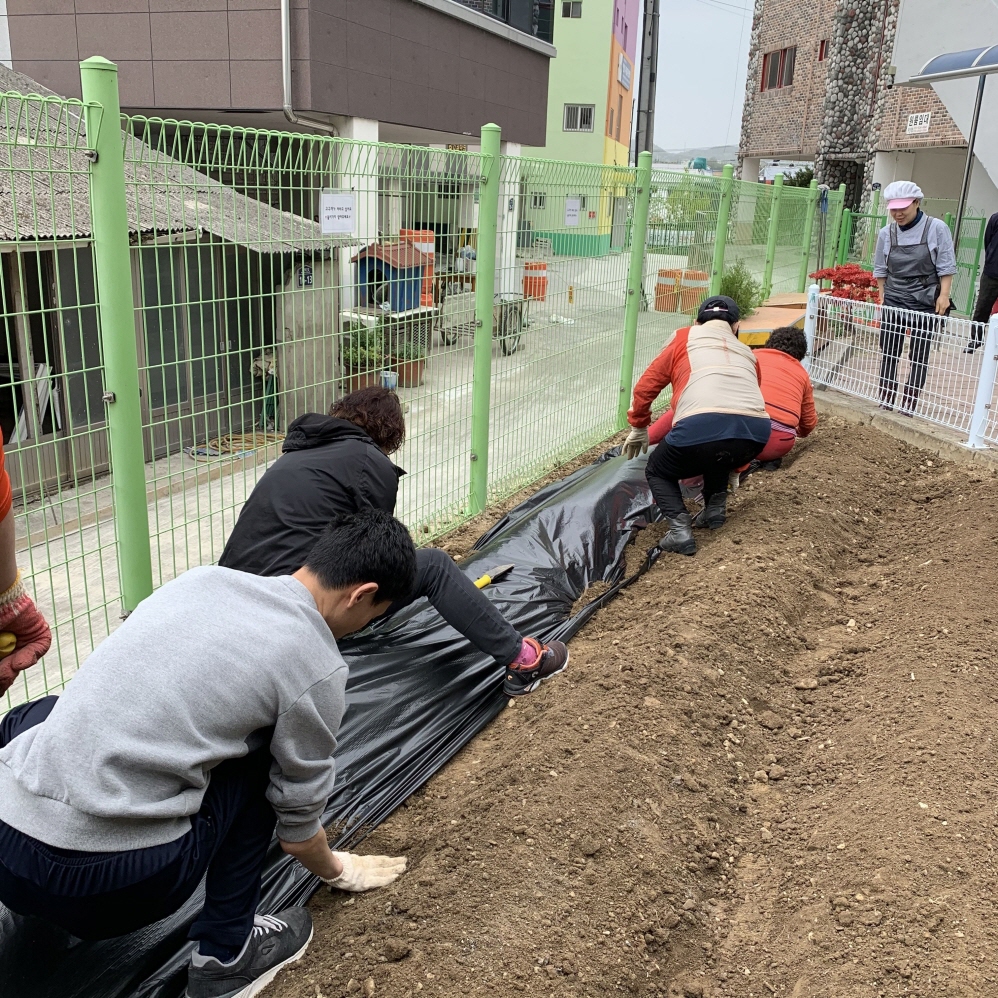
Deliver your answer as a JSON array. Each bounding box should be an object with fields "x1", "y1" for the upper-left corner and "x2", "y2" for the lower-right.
[{"x1": 0, "y1": 573, "x2": 52, "y2": 695}]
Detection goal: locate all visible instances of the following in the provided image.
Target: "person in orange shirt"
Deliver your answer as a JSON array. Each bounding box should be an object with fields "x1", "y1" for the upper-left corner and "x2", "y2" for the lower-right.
[
  {"x1": 622, "y1": 297, "x2": 771, "y2": 556},
  {"x1": 0, "y1": 443, "x2": 51, "y2": 696},
  {"x1": 647, "y1": 325, "x2": 817, "y2": 470}
]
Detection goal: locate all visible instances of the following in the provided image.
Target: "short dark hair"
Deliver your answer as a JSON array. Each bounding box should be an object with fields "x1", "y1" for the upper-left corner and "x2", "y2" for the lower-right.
[
  {"x1": 304, "y1": 507, "x2": 415, "y2": 603},
  {"x1": 330, "y1": 386, "x2": 406, "y2": 454},
  {"x1": 768, "y1": 325, "x2": 808, "y2": 361}
]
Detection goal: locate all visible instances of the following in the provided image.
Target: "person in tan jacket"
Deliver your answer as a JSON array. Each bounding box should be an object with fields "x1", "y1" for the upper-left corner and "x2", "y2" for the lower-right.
[{"x1": 622, "y1": 296, "x2": 771, "y2": 556}]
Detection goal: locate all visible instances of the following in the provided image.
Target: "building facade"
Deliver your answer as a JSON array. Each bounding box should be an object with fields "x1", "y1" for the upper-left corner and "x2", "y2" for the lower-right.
[
  {"x1": 0, "y1": 0, "x2": 554, "y2": 148},
  {"x1": 883, "y1": 0, "x2": 998, "y2": 215},
  {"x1": 525, "y1": 0, "x2": 637, "y2": 165},
  {"x1": 517, "y1": 0, "x2": 637, "y2": 255},
  {"x1": 736, "y1": 0, "x2": 997, "y2": 215}
]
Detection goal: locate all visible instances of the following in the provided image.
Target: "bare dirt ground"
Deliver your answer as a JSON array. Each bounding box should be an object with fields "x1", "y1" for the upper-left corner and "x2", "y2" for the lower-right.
[{"x1": 273, "y1": 415, "x2": 998, "y2": 998}]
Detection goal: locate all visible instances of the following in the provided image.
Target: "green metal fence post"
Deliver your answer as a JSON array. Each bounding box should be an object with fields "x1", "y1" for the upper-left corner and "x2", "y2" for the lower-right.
[
  {"x1": 836, "y1": 208, "x2": 853, "y2": 266},
  {"x1": 965, "y1": 215, "x2": 987, "y2": 313},
  {"x1": 79, "y1": 57, "x2": 153, "y2": 614},
  {"x1": 708, "y1": 163, "x2": 734, "y2": 297},
  {"x1": 860, "y1": 187, "x2": 882, "y2": 269},
  {"x1": 469, "y1": 123, "x2": 501, "y2": 516},
  {"x1": 870, "y1": 186, "x2": 881, "y2": 221},
  {"x1": 761, "y1": 173, "x2": 784, "y2": 299},
  {"x1": 828, "y1": 183, "x2": 847, "y2": 265},
  {"x1": 617, "y1": 150, "x2": 653, "y2": 429},
  {"x1": 797, "y1": 178, "x2": 819, "y2": 292},
  {"x1": 944, "y1": 211, "x2": 954, "y2": 234}
]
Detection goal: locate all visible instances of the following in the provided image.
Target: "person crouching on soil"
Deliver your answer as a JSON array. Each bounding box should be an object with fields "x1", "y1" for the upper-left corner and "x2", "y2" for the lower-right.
[
  {"x1": 0, "y1": 509, "x2": 412, "y2": 998},
  {"x1": 622, "y1": 296, "x2": 771, "y2": 556},
  {"x1": 646, "y1": 324, "x2": 818, "y2": 478},
  {"x1": 218, "y1": 386, "x2": 568, "y2": 698}
]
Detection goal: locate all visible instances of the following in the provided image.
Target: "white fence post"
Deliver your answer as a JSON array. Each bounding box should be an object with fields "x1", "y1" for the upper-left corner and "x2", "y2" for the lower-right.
[
  {"x1": 966, "y1": 314, "x2": 998, "y2": 449},
  {"x1": 802, "y1": 283, "x2": 820, "y2": 375}
]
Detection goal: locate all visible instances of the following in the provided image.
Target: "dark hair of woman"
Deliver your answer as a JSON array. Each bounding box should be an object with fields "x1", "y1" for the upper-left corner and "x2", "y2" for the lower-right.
[
  {"x1": 767, "y1": 325, "x2": 808, "y2": 361},
  {"x1": 329, "y1": 386, "x2": 406, "y2": 454}
]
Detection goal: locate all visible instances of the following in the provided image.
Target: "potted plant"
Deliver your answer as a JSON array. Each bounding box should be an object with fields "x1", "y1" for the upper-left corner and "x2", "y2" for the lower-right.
[
  {"x1": 390, "y1": 334, "x2": 427, "y2": 388},
  {"x1": 340, "y1": 323, "x2": 385, "y2": 392}
]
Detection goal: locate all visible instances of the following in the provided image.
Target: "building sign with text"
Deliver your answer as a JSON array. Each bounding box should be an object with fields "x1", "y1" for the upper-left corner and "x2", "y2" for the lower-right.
[{"x1": 319, "y1": 190, "x2": 356, "y2": 234}]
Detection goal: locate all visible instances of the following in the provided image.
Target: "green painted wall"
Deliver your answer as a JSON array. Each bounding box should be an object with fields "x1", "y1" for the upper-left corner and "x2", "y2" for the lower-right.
[{"x1": 524, "y1": 0, "x2": 614, "y2": 164}]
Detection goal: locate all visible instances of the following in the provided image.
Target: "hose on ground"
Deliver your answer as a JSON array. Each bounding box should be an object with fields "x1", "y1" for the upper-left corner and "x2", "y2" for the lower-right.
[{"x1": 186, "y1": 432, "x2": 284, "y2": 462}]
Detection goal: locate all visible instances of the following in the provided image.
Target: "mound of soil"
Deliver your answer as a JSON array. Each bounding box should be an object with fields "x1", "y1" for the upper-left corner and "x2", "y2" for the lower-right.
[{"x1": 273, "y1": 416, "x2": 998, "y2": 998}]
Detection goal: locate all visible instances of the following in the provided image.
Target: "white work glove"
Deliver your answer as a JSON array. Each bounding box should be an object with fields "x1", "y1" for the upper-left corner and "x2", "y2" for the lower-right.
[
  {"x1": 622, "y1": 426, "x2": 649, "y2": 459},
  {"x1": 322, "y1": 851, "x2": 407, "y2": 892}
]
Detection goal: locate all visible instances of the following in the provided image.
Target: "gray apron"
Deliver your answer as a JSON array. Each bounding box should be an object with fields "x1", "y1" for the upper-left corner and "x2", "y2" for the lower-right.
[{"x1": 883, "y1": 216, "x2": 940, "y2": 312}]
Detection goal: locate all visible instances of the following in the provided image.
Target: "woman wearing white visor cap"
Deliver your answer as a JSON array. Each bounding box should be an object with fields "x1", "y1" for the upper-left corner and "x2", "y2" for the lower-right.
[{"x1": 872, "y1": 181, "x2": 957, "y2": 414}]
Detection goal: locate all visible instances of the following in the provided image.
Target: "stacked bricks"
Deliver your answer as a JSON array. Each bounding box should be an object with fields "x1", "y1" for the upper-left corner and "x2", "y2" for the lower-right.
[
  {"x1": 737, "y1": 0, "x2": 969, "y2": 212},
  {"x1": 877, "y1": 87, "x2": 967, "y2": 152},
  {"x1": 737, "y1": 0, "x2": 836, "y2": 165}
]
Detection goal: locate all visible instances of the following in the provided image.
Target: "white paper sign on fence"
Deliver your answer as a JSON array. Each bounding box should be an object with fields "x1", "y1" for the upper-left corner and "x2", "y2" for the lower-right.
[
  {"x1": 320, "y1": 190, "x2": 356, "y2": 234},
  {"x1": 565, "y1": 197, "x2": 581, "y2": 227}
]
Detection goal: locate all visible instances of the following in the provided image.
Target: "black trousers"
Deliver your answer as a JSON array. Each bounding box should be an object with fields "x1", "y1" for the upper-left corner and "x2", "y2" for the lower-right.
[
  {"x1": 646, "y1": 438, "x2": 765, "y2": 520},
  {"x1": 0, "y1": 697, "x2": 275, "y2": 949},
  {"x1": 878, "y1": 306, "x2": 939, "y2": 411},
  {"x1": 386, "y1": 547, "x2": 522, "y2": 666},
  {"x1": 970, "y1": 273, "x2": 998, "y2": 337}
]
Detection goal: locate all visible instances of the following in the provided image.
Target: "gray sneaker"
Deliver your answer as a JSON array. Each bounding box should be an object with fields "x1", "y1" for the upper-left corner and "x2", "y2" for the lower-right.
[{"x1": 186, "y1": 908, "x2": 313, "y2": 998}]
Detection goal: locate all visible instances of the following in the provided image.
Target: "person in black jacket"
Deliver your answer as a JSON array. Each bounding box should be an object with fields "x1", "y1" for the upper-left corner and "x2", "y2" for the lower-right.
[
  {"x1": 966, "y1": 210, "x2": 998, "y2": 352},
  {"x1": 219, "y1": 387, "x2": 568, "y2": 697}
]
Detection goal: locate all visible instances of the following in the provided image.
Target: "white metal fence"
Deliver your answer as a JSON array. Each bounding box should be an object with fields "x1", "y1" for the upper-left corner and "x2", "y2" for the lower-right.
[{"x1": 804, "y1": 287, "x2": 998, "y2": 449}]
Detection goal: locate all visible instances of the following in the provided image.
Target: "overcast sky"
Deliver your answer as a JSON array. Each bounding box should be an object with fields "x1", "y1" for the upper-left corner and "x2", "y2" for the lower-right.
[{"x1": 652, "y1": 0, "x2": 753, "y2": 150}]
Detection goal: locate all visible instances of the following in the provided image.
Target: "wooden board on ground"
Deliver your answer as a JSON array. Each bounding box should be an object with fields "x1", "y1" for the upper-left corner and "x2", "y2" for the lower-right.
[
  {"x1": 763, "y1": 292, "x2": 809, "y2": 309},
  {"x1": 738, "y1": 304, "x2": 806, "y2": 346}
]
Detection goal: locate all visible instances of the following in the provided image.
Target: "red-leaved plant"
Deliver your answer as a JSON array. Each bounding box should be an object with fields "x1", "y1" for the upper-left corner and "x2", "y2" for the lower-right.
[{"x1": 809, "y1": 264, "x2": 879, "y2": 303}]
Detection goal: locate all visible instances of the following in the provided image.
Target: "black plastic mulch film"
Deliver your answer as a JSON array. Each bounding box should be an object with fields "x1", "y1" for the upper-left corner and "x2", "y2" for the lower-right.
[{"x1": 0, "y1": 450, "x2": 663, "y2": 998}]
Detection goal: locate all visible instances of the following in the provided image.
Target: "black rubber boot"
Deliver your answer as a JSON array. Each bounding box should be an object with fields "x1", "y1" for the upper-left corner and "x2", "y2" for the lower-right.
[
  {"x1": 657, "y1": 514, "x2": 696, "y2": 556},
  {"x1": 692, "y1": 492, "x2": 727, "y2": 530}
]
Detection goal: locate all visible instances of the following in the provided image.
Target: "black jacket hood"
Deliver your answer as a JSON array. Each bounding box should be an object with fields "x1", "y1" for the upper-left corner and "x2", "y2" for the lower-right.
[
  {"x1": 281, "y1": 413, "x2": 405, "y2": 476},
  {"x1": 282, "y1": 414, "x2": 375, "y2": 453}
]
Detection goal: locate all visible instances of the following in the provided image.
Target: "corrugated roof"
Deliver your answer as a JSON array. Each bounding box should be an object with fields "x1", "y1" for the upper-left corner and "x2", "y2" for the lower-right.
[
  {"x1": 351, "y1": 241, "x2": 428, "y2": 269},
  {"x1": 0, "y1": 67, "x2": 336, "y2": 253}
]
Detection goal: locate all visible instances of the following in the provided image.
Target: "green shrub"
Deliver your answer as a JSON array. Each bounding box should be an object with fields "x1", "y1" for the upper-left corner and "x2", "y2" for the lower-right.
[
  {"x1": 783, "y1": 165, "x2": 814, "y2": 188},
  {"x1": 719, "y1": 260, "x2": 764, "y2": 318},
  {"x1": 341, "y1": 323, "x2": 385, "y2": 371},
  {"x1": 391, "y1": 335, "x2": 427, "y2": 361}
]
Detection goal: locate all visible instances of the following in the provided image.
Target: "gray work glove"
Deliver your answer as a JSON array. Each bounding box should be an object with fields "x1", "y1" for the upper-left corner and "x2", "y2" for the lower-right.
[
  {"x1": 622, "y1": 426, "x2": 649, "y2": 459},
  {"x1": 322, "y1": 851, "x2": 407, "y2": 892}
]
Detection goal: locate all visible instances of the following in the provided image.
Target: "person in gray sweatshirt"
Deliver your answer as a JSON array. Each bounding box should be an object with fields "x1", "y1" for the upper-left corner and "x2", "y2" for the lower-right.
[{"x1": 0, "y1": 507, "x2": 415, "y2": 998}]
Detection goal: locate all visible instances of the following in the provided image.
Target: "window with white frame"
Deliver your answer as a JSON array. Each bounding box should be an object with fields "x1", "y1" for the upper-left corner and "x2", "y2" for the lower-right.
[
  {"x1": 563, "y1": 104, "x2": 595, "y2": 132},
  {"x1": 562, "y1": 1, "x2": 582, "y2": 16},
  {"x1": 531, "y1": 192, "x2": 547, "y2": 209}
]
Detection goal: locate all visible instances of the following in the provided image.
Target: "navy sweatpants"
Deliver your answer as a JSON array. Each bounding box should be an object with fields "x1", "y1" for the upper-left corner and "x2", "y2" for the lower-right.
[{"x1": 0, "y1": 696, "x2": 276, "y2": 948}]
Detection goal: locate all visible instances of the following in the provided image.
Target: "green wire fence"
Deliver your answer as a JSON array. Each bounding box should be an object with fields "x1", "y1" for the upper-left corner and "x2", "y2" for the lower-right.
[{"x1": 0, "y1": 59, "x2": 981, "y2": 707}]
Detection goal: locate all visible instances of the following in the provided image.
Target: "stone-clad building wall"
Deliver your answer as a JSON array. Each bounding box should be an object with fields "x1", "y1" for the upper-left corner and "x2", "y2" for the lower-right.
[
  {"x1": 737, "y1": 0, "x2": 835, "y2": 162},
  {"x1": 737, "y1": 0, "x2": 967, "y2": 209},
  {"x1": 814, "y1": 0, "x2": 898, "y2": 207}
]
